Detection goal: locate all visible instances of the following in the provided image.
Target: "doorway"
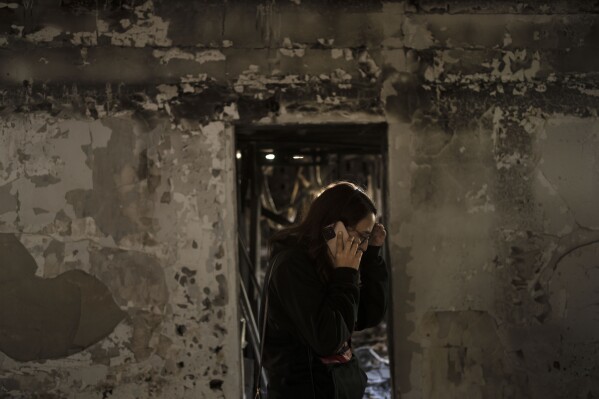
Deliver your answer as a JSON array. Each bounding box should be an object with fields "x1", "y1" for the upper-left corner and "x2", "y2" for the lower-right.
[{"x1": 234, "y1": 123, "x2": 393, "y2": 398}]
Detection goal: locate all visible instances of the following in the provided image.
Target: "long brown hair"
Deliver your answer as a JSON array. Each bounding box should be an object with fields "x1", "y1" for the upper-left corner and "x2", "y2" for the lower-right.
[{"x1": 267, "y1": 181, "x2": 378, "y2": 282}]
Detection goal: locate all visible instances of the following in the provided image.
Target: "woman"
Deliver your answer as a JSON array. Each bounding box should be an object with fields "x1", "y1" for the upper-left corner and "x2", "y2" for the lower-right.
[{"x1": 260, "y1": 181, "x2": 389, "y2": 399}]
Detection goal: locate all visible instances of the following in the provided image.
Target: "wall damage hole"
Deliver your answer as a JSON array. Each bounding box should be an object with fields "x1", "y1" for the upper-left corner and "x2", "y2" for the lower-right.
[
  {"x1": 553, "y1": 361, "x2": 561, "y2": 370},
  {"x1": 181, "y1": 266, "x2": 196, "y2": 277},
  {"x1": 209, "y1": 379, "x2": 224, "y2": 390}
]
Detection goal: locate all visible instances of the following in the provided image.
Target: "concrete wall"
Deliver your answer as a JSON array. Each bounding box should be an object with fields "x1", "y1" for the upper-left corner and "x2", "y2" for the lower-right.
[
  {"x1": 0, "y1": 1, "x2": 598, "y2": 398},
  {"x1": 0, "y1": 113, "x2": 240, "y2": 398},
  {"x1": 384, "y1": 2, "x2": 599, "y2": 398}
]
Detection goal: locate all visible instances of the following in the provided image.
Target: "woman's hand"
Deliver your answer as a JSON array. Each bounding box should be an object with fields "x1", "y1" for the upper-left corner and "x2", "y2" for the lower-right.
[
  {"x1": 369, "y1": 222, "x2": 387, "y2": 247},
  {"x1": 332, "y1": 231, "x2": 363, "y2": 270}
]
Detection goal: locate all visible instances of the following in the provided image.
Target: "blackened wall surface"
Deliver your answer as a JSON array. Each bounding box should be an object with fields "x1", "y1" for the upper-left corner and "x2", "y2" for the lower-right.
[{"x1": 0, "y1": 1, "x2": 598, "y2": 398}]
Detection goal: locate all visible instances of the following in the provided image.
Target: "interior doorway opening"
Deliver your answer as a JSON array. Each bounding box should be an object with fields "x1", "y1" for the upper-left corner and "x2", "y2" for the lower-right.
[{"x1": 234, "y1": 123, "x2": 392, "y2": 398}]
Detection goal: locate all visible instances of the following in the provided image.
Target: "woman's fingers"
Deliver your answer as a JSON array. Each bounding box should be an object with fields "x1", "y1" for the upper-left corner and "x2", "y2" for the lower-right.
[
  {"x1": 351, "y1": 238, "x2": 359, "y2": 253},
  {"x1": 331, "y1": 233, "x2": 363, "y2": 269},
  {"x1": 337, "y1": 231, "x2": 344, "y2": 253},
  {"x1": 345, "y1": 235, "x2": 354, "y2": 253},
  {"x1": 345, "y1": 236, "x2": 359, "y2": 256}
]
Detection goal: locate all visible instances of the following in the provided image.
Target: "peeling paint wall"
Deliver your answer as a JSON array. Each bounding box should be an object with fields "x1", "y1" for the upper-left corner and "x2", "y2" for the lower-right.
[
  {"x1": 383, "y1": 2, "x2": 599, "y2": 398},
  {"x1": 0, "y1": 114, "x2": 240, "y2": 398},
  {"x1": 0, "y1": 1, "x2": 598, "y2": 398}
]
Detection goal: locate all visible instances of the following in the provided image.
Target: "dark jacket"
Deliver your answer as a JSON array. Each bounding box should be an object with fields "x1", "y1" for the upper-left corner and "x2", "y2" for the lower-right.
[{"x1": 262, "y1": 235, "x2": 390, "y2": 399}]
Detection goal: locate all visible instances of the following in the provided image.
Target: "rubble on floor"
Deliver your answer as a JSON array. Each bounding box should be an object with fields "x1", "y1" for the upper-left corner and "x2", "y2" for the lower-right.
[{"x1": 353, "y1": 322, "x2": 391, "y2": 398}]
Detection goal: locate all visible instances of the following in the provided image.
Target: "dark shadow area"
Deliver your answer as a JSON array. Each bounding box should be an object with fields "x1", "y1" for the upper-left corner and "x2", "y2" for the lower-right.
[{"x1": 0, "y1": 233, "x2": 125, "y2": 362}]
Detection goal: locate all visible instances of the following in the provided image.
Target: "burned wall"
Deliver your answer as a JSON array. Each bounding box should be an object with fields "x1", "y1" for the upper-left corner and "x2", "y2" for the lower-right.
[
  {"x1": 0, "y1": 112, "x2": 240, "y2": 397},
  {"x1": 0, "y1": 1, "x2": 598, "y2": 398},
  {"x1": 383, "y1": 2, "x2": 599, "y2": 398}
]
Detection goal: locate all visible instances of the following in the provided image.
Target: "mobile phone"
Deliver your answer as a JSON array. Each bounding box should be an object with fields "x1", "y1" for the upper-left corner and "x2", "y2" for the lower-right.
[{"x1": 322, "y1": 221, "x2": 349, "y2": 256}]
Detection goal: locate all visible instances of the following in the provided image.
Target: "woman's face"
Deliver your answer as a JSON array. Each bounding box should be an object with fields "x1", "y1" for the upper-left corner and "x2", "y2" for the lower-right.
[{"x1": 347, "y1": 212, "x2": 376, "y2": 252}]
